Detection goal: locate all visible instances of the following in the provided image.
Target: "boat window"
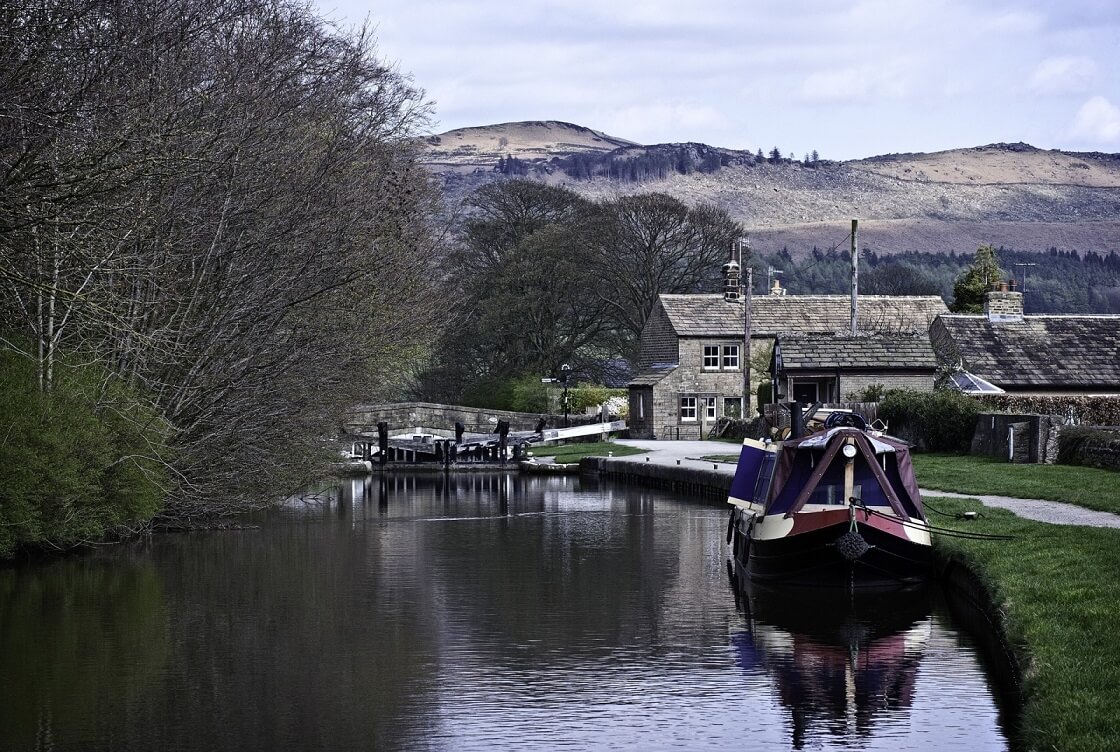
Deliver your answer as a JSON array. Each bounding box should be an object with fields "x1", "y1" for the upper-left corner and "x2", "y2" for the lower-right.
[
  {"x1": 753, "y1": 452, "x2": 777, "y2": 504},
  {"x1": 807, "y1": 483, "x2": 862, "y2": 506}
]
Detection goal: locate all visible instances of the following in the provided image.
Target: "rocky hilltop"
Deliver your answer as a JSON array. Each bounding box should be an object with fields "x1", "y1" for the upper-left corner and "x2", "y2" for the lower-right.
[{"x1": 421, "y1": 122, "x2": 1120, "y2": 256}]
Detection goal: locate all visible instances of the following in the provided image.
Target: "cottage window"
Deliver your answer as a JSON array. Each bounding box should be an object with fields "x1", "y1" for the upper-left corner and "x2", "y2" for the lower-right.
[
  {"x1": 703, "y1": 345, "x2": 720, "y2": 369},
  {"x1": 680, "y1": 396, "x2": 697, "y2": 421},
  {"x1": 722, "y1": 345, "x2": 740, "y2": 370},
  {"x1": 703, "y1": 396, "x2": 717, "y2": 420},
  {"x1": 638, "y1": 395, "x2": 645, "y2": 419}
]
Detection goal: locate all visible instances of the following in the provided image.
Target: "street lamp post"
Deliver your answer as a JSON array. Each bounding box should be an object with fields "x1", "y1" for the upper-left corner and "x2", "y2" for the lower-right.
[{"x1": 560, "y1": 363, "x2": 572, "y2": 427}]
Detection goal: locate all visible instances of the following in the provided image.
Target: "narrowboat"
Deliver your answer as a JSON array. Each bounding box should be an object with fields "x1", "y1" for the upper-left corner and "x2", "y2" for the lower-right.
[{"x1": 726, "y1": 413, "x2": 932, "y2": 588}]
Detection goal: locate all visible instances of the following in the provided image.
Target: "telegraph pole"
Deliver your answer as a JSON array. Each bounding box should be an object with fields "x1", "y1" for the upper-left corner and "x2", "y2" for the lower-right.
[
  {"x1": 850, "y1": 219, "x2": 859, "y2": 336},
  {"x1": 742, "y1": 236, "x2": 752, "y2": 418}
]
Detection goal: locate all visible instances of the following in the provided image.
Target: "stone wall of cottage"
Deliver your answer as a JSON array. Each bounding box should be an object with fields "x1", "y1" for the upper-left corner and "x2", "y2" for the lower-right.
[
  {"x1": 650, "y1": 369, "x2": 688, "y2": 438},
  {"x1": 628, "y1": 386, "x2": 655, "y2": 438},
  {"x1": 841, "y1": 373, "x2": 936, "y2": 400},
  {"x1": 640, "y1": 338, "x2": 749, "y2": 439}
]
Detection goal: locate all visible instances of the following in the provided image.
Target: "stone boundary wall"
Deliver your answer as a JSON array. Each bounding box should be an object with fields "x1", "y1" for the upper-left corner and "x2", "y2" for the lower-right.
[
  {"x1": 1077, "y1": 440, "x2": 1120, "y2": 471},
  {"x1": 977, "y1": 394, "x2": 1120, "y2": 427},
  {"x1": 580, "y1": 457, "x2": 732, "y2": 500},
  {"x1": 1059, "y1": 427, "x2": 1120, "y2": 471},
  {"x1": 970, "y1": 413, "x2": 1062, "y2": 464}
]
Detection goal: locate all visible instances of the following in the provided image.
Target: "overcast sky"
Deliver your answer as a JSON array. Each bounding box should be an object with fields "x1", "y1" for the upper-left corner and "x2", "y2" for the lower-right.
[{"x1": 314, "y1": 0, "x2": 1119, "y2": 160}]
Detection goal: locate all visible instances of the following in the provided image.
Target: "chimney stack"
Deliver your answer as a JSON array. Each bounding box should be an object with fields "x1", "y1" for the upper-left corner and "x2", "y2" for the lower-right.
[
  {"x1": 984, "y1": 280, "x2": 1024, "y2": 323},
  {"x1": 722, "y1": 257, "x2": 741, "y2": 302}
]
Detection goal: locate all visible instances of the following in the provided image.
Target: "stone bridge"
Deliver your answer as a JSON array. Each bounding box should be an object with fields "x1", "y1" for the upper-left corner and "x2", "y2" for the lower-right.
[{"x1": 343, "y1": 402, "x2": 557, "y2": 438}]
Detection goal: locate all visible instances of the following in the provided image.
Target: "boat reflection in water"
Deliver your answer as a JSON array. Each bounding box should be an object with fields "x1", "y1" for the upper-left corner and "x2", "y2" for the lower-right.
[{"x1": 730, "y1": 572, "x2": 933, "y2": 750}]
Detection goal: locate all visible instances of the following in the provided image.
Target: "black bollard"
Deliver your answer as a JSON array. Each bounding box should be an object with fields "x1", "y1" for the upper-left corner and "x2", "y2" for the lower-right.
[
  {"x1": 377, "y1": 422, "x2": 388, "y2": 466},
  {"x1": 497, "y1": 420, "x2": 509, "y2": 465}
]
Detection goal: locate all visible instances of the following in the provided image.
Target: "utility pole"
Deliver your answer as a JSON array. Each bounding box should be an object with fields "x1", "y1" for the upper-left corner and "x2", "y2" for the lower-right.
[
  {"x1": 1014, "y1": 262, "x2": 1037, "y2": 293},
  {"x1": 850, "y1": 219, "x2": 859, "y2": 336},
  {"x1": 766, "y1": 266, "x2": 783, "y2": 293},
  {"x1": 742, "y1": 236, "x2": 752, "y2": 418}
]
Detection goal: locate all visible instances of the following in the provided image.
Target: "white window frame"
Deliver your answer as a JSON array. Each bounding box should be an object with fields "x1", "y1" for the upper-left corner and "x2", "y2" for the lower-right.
[
  {"x1": 703, "y1": 396, "x2": 717, "y2": 420},
  {"x1": 722, "y1": 344, "x2": 740, "y2": 370},
  {"x1": 638, "y1": 394, "x2": 645, "y2": 419},
  {"x1": 702, "y1": 345, "x2": 720, "y2": 370},
  {"x1": 680, "y1": 396, "x2": 697, "y2": 421}
]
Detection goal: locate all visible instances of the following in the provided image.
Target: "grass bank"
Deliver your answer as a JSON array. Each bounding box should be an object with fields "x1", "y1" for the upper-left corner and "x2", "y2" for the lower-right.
[
  {"x1": 530, "y1": 441, "x2": 646, "y2": 463},
  {"x1": 912, "y1": 453, "x2": 1120, "y2": 514},
  {"x1": 930, "y1": 496, "x2": 1120, "y2": 752}
]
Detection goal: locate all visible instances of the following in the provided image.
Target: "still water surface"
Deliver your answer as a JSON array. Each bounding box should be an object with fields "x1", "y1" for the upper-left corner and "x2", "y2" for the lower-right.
[{"x1": 0, "y1": 474, "x2": 1010, "y2": 751}]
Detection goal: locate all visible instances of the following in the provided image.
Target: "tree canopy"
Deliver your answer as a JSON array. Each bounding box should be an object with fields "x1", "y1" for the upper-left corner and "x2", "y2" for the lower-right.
[
  {"x1": 1, "y1": 0, "x2": 438, "y2": 535},
  {"x1": 951, "y1": 245, "x2": 1006, "y2": 312}
]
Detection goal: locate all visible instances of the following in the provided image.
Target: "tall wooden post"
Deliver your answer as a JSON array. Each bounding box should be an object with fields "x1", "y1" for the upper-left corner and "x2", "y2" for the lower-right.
[
  {"x1": 742, "y1": 236, "x2": 753, "y2": 419},
  {"x1": 744, "y1": 266, "x2": 752, "y2": 417},
  {"x1": 850, "y1": 219, "x2": 859, "y2": 336}
]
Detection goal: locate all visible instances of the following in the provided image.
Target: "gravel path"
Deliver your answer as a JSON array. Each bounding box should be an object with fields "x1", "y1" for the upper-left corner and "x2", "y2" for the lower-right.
[{"x1": 919, "y1": 489, "x2": 1120, "y2": 529}]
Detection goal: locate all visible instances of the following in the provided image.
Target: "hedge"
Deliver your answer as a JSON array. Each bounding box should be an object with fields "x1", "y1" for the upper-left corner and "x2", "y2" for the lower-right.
[{"x1": 878, "y1": 389, "x2": 983, "y2": 453}]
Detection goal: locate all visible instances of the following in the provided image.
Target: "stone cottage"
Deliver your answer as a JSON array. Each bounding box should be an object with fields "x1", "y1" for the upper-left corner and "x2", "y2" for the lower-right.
[
  {"x1": 627, "y1": 288, "x2": 947, "y2": 439},
  {"x1": 771, "y1": 333, "x2": 939, "y2": 404},
  {"x1": 931, "y1": 288, "x2": 1120, "y2": 395}
]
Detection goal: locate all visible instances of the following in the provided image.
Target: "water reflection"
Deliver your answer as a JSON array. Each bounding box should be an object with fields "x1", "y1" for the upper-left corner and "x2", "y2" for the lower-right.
[
  {"x1": 0, "y1": 474, "x2": 1010, "y2": 751},
  {"x1": 731, "y1": 579, "x2": 933, "y2": 749}
]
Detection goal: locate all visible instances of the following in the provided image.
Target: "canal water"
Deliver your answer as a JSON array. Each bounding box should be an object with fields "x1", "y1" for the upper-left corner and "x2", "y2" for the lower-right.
[{"x1": 0, "y1": 474, "x2": 1011, "y2": 751}]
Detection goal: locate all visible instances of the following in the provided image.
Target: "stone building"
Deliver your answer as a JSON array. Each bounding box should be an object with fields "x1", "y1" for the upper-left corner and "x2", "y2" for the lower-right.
[
  {"x1": 771, "y1": 333, "x2": 939, "y2": 403},
  {"x1": 931, "y1": 288, "x2": 1120, "y2": 395},
  {"x1": 627, "y1": 288, "x2": 947, "y2": 439}
]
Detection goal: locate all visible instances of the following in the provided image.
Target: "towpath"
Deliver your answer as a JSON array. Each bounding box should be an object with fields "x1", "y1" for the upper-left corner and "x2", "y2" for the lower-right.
[{"x1": 610, "y1": 439, "x2": 1120, "y2": 530}]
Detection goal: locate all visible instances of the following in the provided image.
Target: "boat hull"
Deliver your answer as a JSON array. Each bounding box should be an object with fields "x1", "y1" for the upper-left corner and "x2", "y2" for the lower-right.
[{"x1": 730, "y1": 509, "x2": 932, "y2": 589}]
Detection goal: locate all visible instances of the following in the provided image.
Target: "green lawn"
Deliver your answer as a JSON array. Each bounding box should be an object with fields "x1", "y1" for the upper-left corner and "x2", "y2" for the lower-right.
[
  {"x1": 912, "y1": 453, "x2": 1120, "y2": 514},
  {"x1": 929, "y1": 496, "x2": 1120, "y2": 751},
  {"x1": 528, "y1": 441, "x2": 646, "y2": 463},
  {"x1": 701, "y1": 454, "x2": 741, "y2": 463}
]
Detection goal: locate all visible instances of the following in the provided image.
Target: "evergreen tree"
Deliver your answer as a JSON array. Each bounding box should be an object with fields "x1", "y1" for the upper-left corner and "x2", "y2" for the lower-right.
[{"x1": 950, "y1": 245, "x2": 1005, "y2": 312}]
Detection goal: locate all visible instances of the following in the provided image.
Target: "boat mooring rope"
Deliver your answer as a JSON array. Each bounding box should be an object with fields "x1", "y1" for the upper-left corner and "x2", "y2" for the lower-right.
[{"x1": 855, "y1": 502, "x2": 1015, "y2": 542}]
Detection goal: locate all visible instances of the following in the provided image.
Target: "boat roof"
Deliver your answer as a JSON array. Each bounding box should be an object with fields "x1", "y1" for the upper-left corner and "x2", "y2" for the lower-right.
[
  {"x1": 770, "y1": 427, "x2": 924, "y2": 520},
  {"x1": 789, "y1": 427, "x2": 901, "y2": 454}
]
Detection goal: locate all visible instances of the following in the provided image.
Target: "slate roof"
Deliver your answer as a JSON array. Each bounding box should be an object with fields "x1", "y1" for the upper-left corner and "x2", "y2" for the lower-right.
[
  {"x1": 936, "y1": 314, "x2": 1120, "y2": 389},
  {"x1": 777, "y1": 334, "x2": 938, "y2": 371},
  {"x1": 628, "y1": 364, "x2": 677, "y2": 387},
  {"x1": 657, "y1": 294, "x2": 948, "y2": 337}
]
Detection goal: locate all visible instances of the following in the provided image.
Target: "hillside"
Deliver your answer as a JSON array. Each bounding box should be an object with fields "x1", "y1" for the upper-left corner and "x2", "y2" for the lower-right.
[
  {"x1": 423, "y1": 121, "x2": 636, "y2": 171},
  {"x1": 421, "y1": 122, "x2": 1120, "y2": 256}
]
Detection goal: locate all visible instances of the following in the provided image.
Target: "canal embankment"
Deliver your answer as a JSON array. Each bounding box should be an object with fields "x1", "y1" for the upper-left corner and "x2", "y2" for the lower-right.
[{"x1": 585, "y1": 441, "x2": 1120, "y2": 752}]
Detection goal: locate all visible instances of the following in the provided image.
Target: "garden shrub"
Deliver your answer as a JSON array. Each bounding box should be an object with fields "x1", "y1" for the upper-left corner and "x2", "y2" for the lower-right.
[
  {"x1": 0, "y1": 349, "x2": 167, "y2": 558},
  {"x1": 878, "y1": 388, "x2": 982, "y2": 452}
]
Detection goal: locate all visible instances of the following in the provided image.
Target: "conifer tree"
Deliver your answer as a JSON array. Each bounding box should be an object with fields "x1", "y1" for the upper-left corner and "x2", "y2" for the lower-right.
[{"x1": 950, "y1": 245, "x2": 1006, "y2": 312}]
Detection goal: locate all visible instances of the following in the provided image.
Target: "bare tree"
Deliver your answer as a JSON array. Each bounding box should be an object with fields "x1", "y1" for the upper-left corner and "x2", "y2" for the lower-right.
[
  {"x1": 588, "y1": 194, "x2": 741, "y2": 356},
  {"x1": 1, "y1": 0, "x2": 440, "y2": 521}
]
